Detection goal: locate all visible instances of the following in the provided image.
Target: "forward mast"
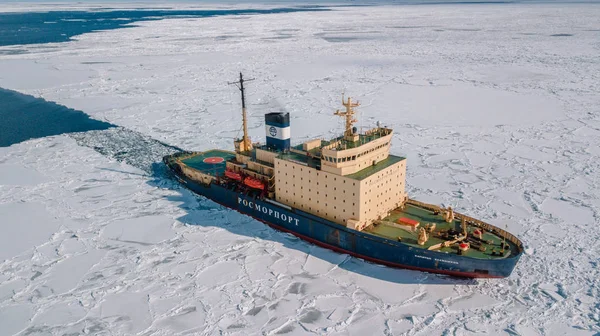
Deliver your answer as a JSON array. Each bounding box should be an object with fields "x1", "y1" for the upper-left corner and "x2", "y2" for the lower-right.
[
  {"x1": 161, "y1": 72, "x2": 525, "y2": 278},
  {"x1": 229, "y1": 72, "x2": 254, "y2": 153}
]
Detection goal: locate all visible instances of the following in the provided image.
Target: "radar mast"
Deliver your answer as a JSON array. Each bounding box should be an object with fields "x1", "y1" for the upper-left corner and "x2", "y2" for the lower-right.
[
  {"x1": 334, "y1": 95, "x2": 360, "y2": 142},
  {"x1": 229, "y1": 72, "x2": 254, "y2": 152}
]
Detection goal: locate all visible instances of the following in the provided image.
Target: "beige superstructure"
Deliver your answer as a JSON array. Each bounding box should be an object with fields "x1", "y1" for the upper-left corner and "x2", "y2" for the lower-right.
[
  {"x1": 227, "y1": 95, "x2": 408, "y2": 231},
  {"x1": 164, "y1": 75, "x2": 524, "y2": 278},
  {"x1": 274, "y1": 152, "x2": 406, "y2": 231}
]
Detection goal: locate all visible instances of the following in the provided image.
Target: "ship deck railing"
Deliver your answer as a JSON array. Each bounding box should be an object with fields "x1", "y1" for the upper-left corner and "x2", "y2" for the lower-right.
[{"x1": 405, "y1": 199, "x2": 523, "y2": 251}]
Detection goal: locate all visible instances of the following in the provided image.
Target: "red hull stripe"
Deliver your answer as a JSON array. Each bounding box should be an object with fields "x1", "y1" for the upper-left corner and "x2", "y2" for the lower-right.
[
  {"x1": 207, "y1": 197, "x2": 502, "y2": 279},
  {"x1": 260, "y1": 218, "x2": 501, "y2": 279}
]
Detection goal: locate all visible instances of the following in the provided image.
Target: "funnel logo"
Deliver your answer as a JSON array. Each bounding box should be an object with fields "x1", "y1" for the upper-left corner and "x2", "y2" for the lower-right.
[{"x1": 269, "y1": 126, "x2": 277, "y2": 137}]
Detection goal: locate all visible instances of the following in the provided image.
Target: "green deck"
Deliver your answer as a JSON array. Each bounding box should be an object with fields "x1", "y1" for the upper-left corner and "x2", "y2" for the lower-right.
[
  {"x1": 181, "y1": 150, "x2": 235, "y2": 177},
  {"x1": 279, "y1": 151, "x2": 309, "y2": 164},
  {"x1": 347, "y1": 154, "x2": 405, "y2": 180},
  {"x1": 326, "y1": 132, "x2": 389, "y2": 150},
  {"x1": 279, "y1": 149, "x2": 405, "y2": 181},
  {"x1": 278, "y1": 151, "x2": 322, "y2": 169},
  {"x1": 366, "y1": 204, "x2": 516, "y2": 260},
  {"x1": 176, "y1": 149, "x2": 516, "y2": 260}
]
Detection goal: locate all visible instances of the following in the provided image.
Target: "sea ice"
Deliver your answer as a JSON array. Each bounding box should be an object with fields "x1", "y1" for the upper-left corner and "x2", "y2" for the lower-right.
[{"x1": 0, "y1": 2, "x2": 598, "y2": 335}]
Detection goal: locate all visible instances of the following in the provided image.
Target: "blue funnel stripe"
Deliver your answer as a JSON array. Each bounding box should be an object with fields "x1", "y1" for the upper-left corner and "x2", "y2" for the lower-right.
[
  {"x1": 266, "y1": 138, "x2": 290, "y2": 150},
  {"x1": 266, "y1": 120, "x2": 289, "y2": 128}
]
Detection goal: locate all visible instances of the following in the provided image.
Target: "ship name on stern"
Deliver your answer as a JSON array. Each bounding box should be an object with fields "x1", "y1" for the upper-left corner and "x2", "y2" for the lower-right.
[{"x1": 238, "y1": 198, "x2": 300, "y2": 226}]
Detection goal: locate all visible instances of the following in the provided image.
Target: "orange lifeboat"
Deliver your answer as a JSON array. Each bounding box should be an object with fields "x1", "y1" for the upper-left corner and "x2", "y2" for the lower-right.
[
  {"x1": 224, "y1": 169, "x2": 242, "y2": 181},
  {"x1": 243, "y1": 176, "x2": 265, "y2": 190}
]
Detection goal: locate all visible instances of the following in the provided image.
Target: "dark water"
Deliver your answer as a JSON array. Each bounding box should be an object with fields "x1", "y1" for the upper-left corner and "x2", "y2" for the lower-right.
[
  {"x1": 0, "y1": 8, "x2": 327, "y2": 47},
  {"x1": 0, "y1": 87, "x2": 182, "y2": 174},
  {"x1": 0, "y1": 88, "x2": 114, "y2": 147}
]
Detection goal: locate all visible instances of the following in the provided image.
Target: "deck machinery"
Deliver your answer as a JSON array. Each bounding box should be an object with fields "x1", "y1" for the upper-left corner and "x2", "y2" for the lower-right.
[{"x1": 163, "y1": 73, "x2": 524, "y2": 278}]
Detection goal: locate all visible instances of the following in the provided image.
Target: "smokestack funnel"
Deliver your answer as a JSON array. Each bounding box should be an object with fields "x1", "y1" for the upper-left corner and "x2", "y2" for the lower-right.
[{"x1": 265, "y1": 112, "x2": 290, "y2": 151}]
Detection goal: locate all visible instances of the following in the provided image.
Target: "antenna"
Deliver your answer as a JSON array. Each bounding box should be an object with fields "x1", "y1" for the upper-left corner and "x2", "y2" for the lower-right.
[
  {"x1": 228, "y1": 72, "x2": 255, "y2": 152},
  {"x1": 334, "y1": 94, "x2": 360, "y2": 142}
]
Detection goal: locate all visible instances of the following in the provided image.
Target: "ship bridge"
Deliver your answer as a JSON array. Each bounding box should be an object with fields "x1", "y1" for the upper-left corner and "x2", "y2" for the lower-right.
[
  {"x1": 163, "y1": 75, "x2": 524, "y2": 273},
  {"x1": 193, "y1": 91, "x2": 409, "y2": 232},
  {"x1": 261, "y1": 96, "x2": 408, "y2": 232}
]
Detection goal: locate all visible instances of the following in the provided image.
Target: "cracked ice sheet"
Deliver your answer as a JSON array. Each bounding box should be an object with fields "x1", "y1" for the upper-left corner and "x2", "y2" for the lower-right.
[{"x1": 0, "y1": 2, "x2": 599, "y2": 336}]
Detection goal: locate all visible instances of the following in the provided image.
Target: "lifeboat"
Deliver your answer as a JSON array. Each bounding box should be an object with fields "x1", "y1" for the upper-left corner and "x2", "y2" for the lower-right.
[
  {"x1": 224, "y1": 169, "x2": 242, "y2": 181},
  {"x1": 243, "y1": 176, "x2": 265, "y2": 190}
]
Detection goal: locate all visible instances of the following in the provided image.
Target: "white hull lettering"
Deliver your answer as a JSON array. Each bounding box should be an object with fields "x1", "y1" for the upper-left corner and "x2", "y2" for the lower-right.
[
  {"x1": 414, "y1": 254, "x2": 459, "y2": 265},
  {"x1": 238, "y1": 197, "x2": 299, "y2": 226}
]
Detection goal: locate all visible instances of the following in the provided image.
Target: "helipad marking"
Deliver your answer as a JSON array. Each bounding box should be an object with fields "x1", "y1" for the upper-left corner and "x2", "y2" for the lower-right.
[{"x1": 203, "y1": 157, "x2": 225, "y2": 164}]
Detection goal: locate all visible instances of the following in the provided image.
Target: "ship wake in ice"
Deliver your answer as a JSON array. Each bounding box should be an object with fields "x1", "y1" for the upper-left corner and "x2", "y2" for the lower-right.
[{"x1": 0, "y1": 2, "x2": 599, "y2": 335}]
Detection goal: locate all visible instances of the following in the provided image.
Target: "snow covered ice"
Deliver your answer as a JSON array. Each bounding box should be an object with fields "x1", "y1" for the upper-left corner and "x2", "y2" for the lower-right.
[{"x1": 0, "y1": 2, "x2": 599, "y2": 335}]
